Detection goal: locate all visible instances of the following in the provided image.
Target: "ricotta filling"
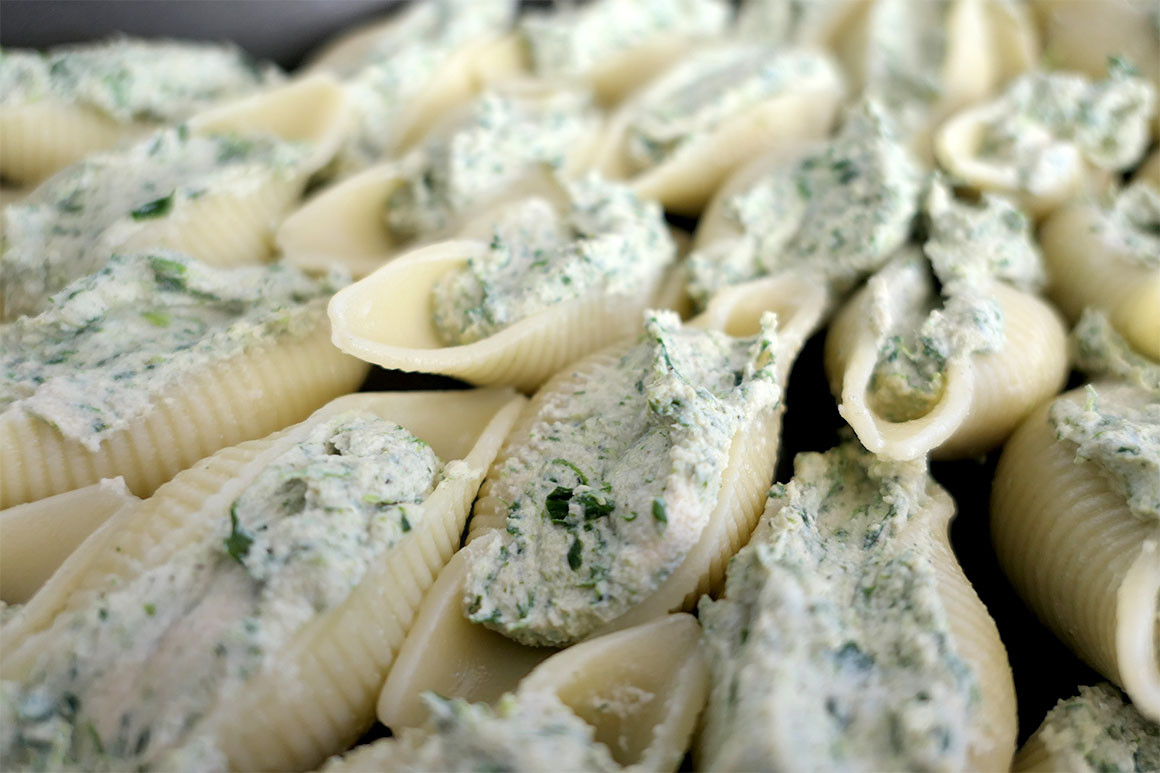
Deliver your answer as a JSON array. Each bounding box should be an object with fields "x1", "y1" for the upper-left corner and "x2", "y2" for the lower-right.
[
  {"x1": 383, "y1": 88, "x2": 597, "y2": 242},
  {"x1": 1071, "y1": 309, "x2": 1160, "y2": 394},
  {"x1": 1033, "y1": 683, "x2": 1160, "y2": 772},
  {"x1": 519, "y1": 0, "x2": 729, "y2": 80},
  {"x1": 974, "y1": 63, "x2": 1156, "y2": 193},
  {"x1": 0, "y1": 251, "x2": 344, "y2": 451},
  {"x1": 1, "y1": 126, "x2": 313, "y2": 320},
  {"x1": 340, "y1": 692, "x2": 620, "y2": 772},
  {"x1": 430, "y1": 173, "x2": 675, "y2": 345},
  {"x1": 1049, "y1": 385, "x2": 1160, "y2": 522},
  {"x1": 1096, "y1": 181, "x2": 1160, "y2": 270},
  {"x1": 464, "y1": 310, "x2": 782, "y2": 646},
  {"x1": 334, "y1": 0, "x2": 514, "y2": 169},
  {"x1": 0, "y1": 413, "x2": 442, "y2": 771},
  {"x1": 686, "y1": 99, "x2": 923, "y2": 307},
  {"x1": 866, "y1": 179, "x2": 1043, "y2": 422},
  {"x1": 698, "y1": 440, "x2": 978, "y2": 772},
  {"x1": 624, "y1": 46, "x2": 835, "y2": 171},
  {"x1": 734, "y1": 0, "x2": 850, "y2": 45},
  {"x1": 856, "y1": 0, "x2": 947, "y2": 136},
  {"x1": 0, "y1": 38, "x2": 277, "y2": 123}
]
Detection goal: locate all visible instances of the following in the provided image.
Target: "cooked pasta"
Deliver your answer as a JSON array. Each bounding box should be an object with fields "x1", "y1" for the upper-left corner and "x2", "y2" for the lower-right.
[{"x1": 1032, "y1": 0, "x2": 1160, "y2": 88}]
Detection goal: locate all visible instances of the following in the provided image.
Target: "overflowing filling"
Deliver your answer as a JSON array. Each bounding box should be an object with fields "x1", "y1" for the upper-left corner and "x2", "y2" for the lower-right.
[
  {"x1": 463, "y1": 310, "x2": 781, "y2": 646},
  {"x1": 0, "y1": 413, "x2": 443, "y2": 770},
  {"x1": 1070, "y1": 310, "x2": 1160, "y2": 394},
  {"x1": 699, "y1": 440, "x2": 978, "y2": 771},
  {"x1": 430, "y1": 173, "x2": 674, "y2": 345},
  {"x1": 1092, "y1": 181, "x2": 1160, "y2": 270},
  {"x1": 1031, "y1": 684, "x2": 1160, "y2": 772}
]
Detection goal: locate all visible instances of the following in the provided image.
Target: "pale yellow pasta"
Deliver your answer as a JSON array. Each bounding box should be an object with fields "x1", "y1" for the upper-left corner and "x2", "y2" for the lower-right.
[
  {"x1": 1039, "y1": 185, "x2": 1160, "y2": 362},
  {"x1": 0, "y1": 478, "x2": 138, "y2": 605},
  {"x1": 592, "y1": 46, "x2": 845, "y2": 215},
  {"x1": 825, "y1": 279, "x2": 1068, "y2": 460},
  {"x1": 992, "y1": 383, "x2": 1160, "y2": 721},
  {"x1": 0, "y1": 187, "x2": 28, "y2": 209},
  {"x1": 1, "y1": 389, "x2": 525, "y2": 770},
  {"x1": 1032, "y1": 0, "x2": 1160, "y2": 87},
  {"x1": 376, "y1": 275, "x2": 828, "y2": 723},
  {"x1": 276, "y1": 82, "x2": 602, "y2": 277},
  {"x1": 0, "y1": 317, "x2": 368, "y2": 509}
]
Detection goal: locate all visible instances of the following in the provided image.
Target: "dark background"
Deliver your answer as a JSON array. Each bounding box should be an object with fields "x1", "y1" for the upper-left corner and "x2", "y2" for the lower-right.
[{"x1": 2, "y1": 0, "x2": 1100, "y2": 749}]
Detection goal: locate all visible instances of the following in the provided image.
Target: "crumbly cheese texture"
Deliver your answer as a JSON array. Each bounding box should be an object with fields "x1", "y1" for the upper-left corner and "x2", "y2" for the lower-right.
[
  {"x1": 734, "y1": 0, "x2": 850, "y2": 45},
  {"x1": 686, "y1": 100, "x2": 922, "y2": 306},
  {"x1": 975, "y1": 63, "x2": 1156, "y2": 191},
  {"x1": 1031, "y1": 683, "x2": 1160, "y2": 772},
  {"x1": 866, "y1": 178, "x2": 1042, "y2": 422},
  {"x1": 430, "y1": 173, "x2": 675, "y2": 345},
  {"x1": 699, "y1": 440, "x2": 978, "y2": 772},
  {"x1": 1093, "y1": 181, "x2": 1160, "y2": 270},
  {"x1": 327, "y1": 692, "x2": 620, "y2": 773},
  {"x1": 383, "y1": 88, "x2": 598, "y2": 241},
  {"x1": 333, "y1": 0, "x2": 515, "y2": 170},
  {"x1": 0, "y1": 412, "x2": 442, "y2": 771},
  {"x1": 520, "y1": 0, "x2": 730, "y2": 80},
  {"x1": 0, "y1": 38, "x2": 278, "y2": 123},
  {"x1": 1, "y1": 126, "x2": 313, "y2": 320},
  {"x1": 1071, "y1": 309, "x2": 1160, "y2": 394},
  {"x1": 1049, "y1": 384, "x2": 1160, "y2": 522},
  {"x1": 464, "y1": 310, "x2": 782, "y2": 646},
  {"x1": 624, "y1": 46, "x2": 836, "y2": 171},
  {"x1": 0, "y1": 251, "x2": 343, "y2": 451}
]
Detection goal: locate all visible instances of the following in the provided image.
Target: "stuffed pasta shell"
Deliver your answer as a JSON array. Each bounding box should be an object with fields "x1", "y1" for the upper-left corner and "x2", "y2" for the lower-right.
[
  {"x1": 333, "y1": 614, "x2": 706, "y2": 772},
  {"x1": 686, "y1": 99, "x2": 923, "y2": 310},
  {"x1": 936, "y1": 61, "x2": 1157, "y2": 218},
  {"x1": 698, "y1": 438, "x2": 1017, "y2": 771},
  {"x1": 277, "y1": 82, "x2": 602, "y2": 277},
  {"x1": 328, "y1": 171, "x2": 676, "y2": 391},
  {"x1": 0, "y1": 38, "x2": 280, "y2": 186},
  {"x1": 304, "y1": 0, "x2": 518, "y2": 174},
  {"x1": 0, "y1": 251, "x2": 368, "y2": 509},
  {"x1": 378, "y1": 277, "x2": 829, "y2": 727},
  {"x1": 1, "y1": 74, "x2": 349, "y2": 321},
  {"x1": 0, "y1": 389, "x2": 524, "y2": 771},
  {"x1": 1032, "y1": 0, "x2": 1160, "y2": 89},
  {"x1": 1014, "y1": 683, "x2": 1159, "y2": 772},
  {"x1": 1039, "y1": 173, "x2": 1160, "y2": 361},
  {"x1": 992, "y1": 375, "x2": 1160, "y2": 721},
  {"x1": 592, "y1": 44, "x2": 845, "y2": 214},
  {"x1": 825, "y1": 177, "x2": 1068, "y2": 460}
]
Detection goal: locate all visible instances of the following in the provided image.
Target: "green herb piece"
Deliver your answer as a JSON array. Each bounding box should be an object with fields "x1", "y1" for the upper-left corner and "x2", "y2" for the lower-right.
[
  {"x1": 143, "y1": 602, "x2": 156, "y2": 617},
  {"x1": 575, "y1": 492, "x2": 614, "y2": 520},
  {"x1": 130, "y1": 192, "x2": 175, "y2": 221},
  {"x1": 139, "y1": 310, "x2": 171, "y2": 328},
  {"x1": 224, "y1": 506, "x2": 254, "y2": 564},
  {"x1": 551, "y1": 458, "x2": 588, "y2": 485},
  {"x1": 545, "y1": 486, "x2": 574, "y2": 523},
  {"x1": 652, "y1": 498, "x2": 667, "y2": 523},
  {"x1": 400, "y1": 514, "x2": 412, "y2": 533},
  {"x1": 567, "y1": 537, "x2": 583, "y2": 571}
]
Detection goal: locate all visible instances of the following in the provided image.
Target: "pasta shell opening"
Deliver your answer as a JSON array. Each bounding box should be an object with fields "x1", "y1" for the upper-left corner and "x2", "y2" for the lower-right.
[
  {"x1": 1117, "y1": 541, "x2": 1160, "y2": 722},
  {"x1": 0, "y1": 100, "x2": 143, "y2": 186}
]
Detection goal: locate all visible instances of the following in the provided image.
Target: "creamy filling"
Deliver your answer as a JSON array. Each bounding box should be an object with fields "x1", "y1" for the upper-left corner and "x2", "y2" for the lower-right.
[
  {"x1": 1071, "y1": 309, "x2": 1160, "y2": 393},
  {"x1": 0, "y1": 252, "x2": 343, "y2": 451},
  {"x1": 463, "y1": 310, "x2": 781, "y2": 646},
  {"x1": 624, "y1": 47, "x2": 834, "y2": 170},
  {"x1": 430, "y1": 174, "x2": 674, "y2": 345},
  {"x1": 857, "y1": 0, "x2": 947, "y2": 136},
  {"x1": 1049, "y1": 385, "x2": 1160, "y2": 522},
  {"x1": 1033, "y1": 683, "x2": 1160, "y2": 772},
  {"x1": 685, "y1": 99, "x2": 922, "y2": 307},
  {"x1": 383, "y1": 88, "x2": 596, "y2": 242},
  {"x1": 520, "y1": 0, "x2": 729, "y2": 80},
  {"x1": 1, "y1": 126, "x2": 313, "y2": 320},
  {"x1": 699, "y1": 440, "x2": 978, "y2": 772},
  {"x1": 0, "y1": 39, "x2": 277, "y2": 123},
  {"x1": 734, "y1": 0, "x2": 850, "y2": 45},
  {"x1": 0, "y1": 413, "x2": 442, "y2": 771},
  {"x1": 1096, "y1": 181, "x2": 1160, "y2": 270},
  {"x1": 975, "y1": 63, "x2": 1156, "y2": 191}
]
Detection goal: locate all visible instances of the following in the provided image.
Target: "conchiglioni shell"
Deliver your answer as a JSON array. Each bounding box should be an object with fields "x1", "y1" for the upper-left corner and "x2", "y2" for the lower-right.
[
  {"x1": 1032, "y1": 0, "x2": 1160, "y2": 88},
  {"x1": 1, "y1": 389, "x2": 525, "y2": 771},
  {"x1": 568, "y1": 34, "x2": 722, "y2": 108},
  {"x1": 1039, "y1": 200, "x2": 1160, "y2": 361},
  {"x1": 825, "y1": 280, "x2": 1068, "y2": 460},
  {"x1": 593, "y1": 51, "x2": 844, "y2": 215},
  {"x1": 377, "y1": 275, "x2": 826, "y2": 728},
  {"x1": 0, "y1": 312, "x2": 369, "y2": 509},
  {"x1": 0, "y1": 99, "x2": 150, "y2": 187},
  {"x1": 991, "y1": 384, "x2": 1160, "y2": 721},
  {"x1": 0, "y1": 478, "x2": 138, "y2": 605},
  {"x1": 1011, "y1": 731, "x2": 1055, "y2": 773},
  {"x1": 328, "y1": 239, "x2": 667, "y2": 392}
]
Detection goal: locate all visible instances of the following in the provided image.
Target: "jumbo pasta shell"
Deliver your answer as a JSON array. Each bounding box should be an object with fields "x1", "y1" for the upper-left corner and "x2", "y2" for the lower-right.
[
  {"x1": 1039, "y1": 199, "x2": 1160, "y2": 361},
  {"x1": 824, "y1": 280, "x2": 1068, "y2": 460},
  {"x1": 379, "y1": 275, "x2": 828, "y2": 723},
  {"x1": 1, "y1": 389, "x2": 525, "y2": 770},
  {"x1": 592, "y1": 49, "x2": 845, "y2": 215},
  {"x1": 327, "y1": 239, "x2": 668, "y2": 392},
  {"x1": 0, "y1": 478, "x2": 138, "y2": 605},
  {"x1": 1032, "y1": 0, "x2": 1160, "y2": 87},
  {"x1": 991, "y1": 384, "x2": 1160, "y2": 721},
  {"x1": 0, "y1": 310, "x2": 368, "y2": 509}
]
